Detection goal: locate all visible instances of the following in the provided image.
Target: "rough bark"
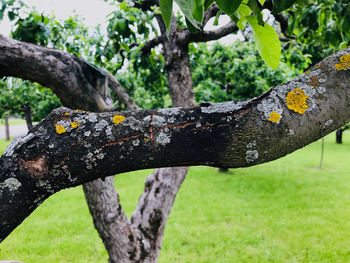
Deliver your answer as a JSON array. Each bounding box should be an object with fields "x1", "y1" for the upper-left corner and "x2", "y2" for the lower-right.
[
  {"x1": 23, "y1": 104, "x2": 33, "y2": 130},
  {"x1": 336, "y1": 129, "x2": 343, "y2": 144},
  {"x1": 1, "y1": 48, "x2": 350, "y2": 242}
]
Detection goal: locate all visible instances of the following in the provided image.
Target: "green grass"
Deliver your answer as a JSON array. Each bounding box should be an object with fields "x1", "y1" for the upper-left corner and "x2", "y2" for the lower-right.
[
  {"x1": 1, "y1": 132, "x2": 350, "y2": 262},
  {"x1": 0, "y1": 119, "x2": 27, "y2": 126}
]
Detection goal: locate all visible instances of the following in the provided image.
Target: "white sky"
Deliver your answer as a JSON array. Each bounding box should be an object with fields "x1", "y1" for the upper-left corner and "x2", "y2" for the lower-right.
[
  {"x1": 0, "y1": 0, "x2": 112, "y2": 35},
  {"x1": 0, "y1": 0, "x2": 239, "y2": 44}
]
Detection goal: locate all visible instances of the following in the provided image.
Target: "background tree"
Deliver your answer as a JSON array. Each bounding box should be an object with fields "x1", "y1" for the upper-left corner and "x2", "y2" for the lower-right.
[
  {"x1": 0, "y1": 0, "x2": 350, "y2": 263},
  {"x1": 0, "y1": 79, "x2": 60, "y2": 130}
]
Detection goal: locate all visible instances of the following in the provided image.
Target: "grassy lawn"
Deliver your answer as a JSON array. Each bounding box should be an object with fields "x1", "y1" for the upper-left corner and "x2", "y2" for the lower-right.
[
  {"x1": 0, "y1": 132, "x2": 350, "y2": 262},
  {"x1": 0, "y1": 119, "x2": 27, "y2": 126}
]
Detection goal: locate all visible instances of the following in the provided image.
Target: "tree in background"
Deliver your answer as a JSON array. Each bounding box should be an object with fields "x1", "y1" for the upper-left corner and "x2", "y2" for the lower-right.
[
  {"x1": 0, "y1": 79, "x2": 60, "y2": 130},
  {"x1": 0, "y1": 0, "x2": 350, "y2": 262}
]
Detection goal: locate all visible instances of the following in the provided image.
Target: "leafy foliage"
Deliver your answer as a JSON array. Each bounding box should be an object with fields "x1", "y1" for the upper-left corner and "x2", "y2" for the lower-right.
[
  {"x1": 286, "y1": 0, "x2": 350, "y2": 64},
  {"x1": 0, "y1": 79, "x2": 61, "y2": 121},
  {"x1": 158, "y1": 0, "x2": 302, "y2": 68},
  {"x1": 190, "y1": 41, "x2": 300, "y2": 103}
]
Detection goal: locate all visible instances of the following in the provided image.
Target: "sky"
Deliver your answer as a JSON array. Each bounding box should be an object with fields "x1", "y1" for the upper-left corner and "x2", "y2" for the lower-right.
[
  {"x1": 0, "y1": 0, "x2": 239, "y2": 44},
  {"x1": 0, "y1": 0, "x2": 112, "y2": 35}
]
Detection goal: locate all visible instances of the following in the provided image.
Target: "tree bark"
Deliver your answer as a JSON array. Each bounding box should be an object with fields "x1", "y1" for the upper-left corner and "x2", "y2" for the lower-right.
[
  {"x1": 336, "y1": 129, "x2": 343, "y2": 144},
  {"x1": 23, "y1": 105, "x2": 33, "y2": 130},
  {"x1": 4, "y1": 117, "x2": 10, "y2": 141},
  {"x1": 1, "y1": 48, "x2": 350, "y2": 242}
]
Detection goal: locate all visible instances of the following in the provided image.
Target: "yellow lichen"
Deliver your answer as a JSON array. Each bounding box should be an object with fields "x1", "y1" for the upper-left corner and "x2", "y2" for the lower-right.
[
  {"x1": 71, "y1": 121, "x2": 80, "y2": 128},
  {"x1": 144, "y1": 138, "x2": 149, "y2": 142},
  {"x1": 112, "y1": 114, "x2": 125, "y2": 124},
  {"x1": 335, "y1": 54, "x2": 350, "y2": 70},
  {"x1": 286, "y1": 87, "x2": 309, "y2": 114},
  {"x1": 64, "y1": 112, "x2": 70, "y2": 116},
  {"x1": 305, "y1": 71, "x2": 311, "y2": 74},
  {"x1": 268, "y1": 111, "x2": 281, "y2": 123},
  {"x1": 55, "y1": 124, "x2": 66, "y2": 134},
  {"x1": 316, "y1": 64, "x2": 322, "y2": 69}
]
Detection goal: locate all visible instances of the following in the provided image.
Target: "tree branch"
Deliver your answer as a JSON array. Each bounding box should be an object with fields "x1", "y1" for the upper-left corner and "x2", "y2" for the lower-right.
[
  {"x1": 141, "y1": 35, "x2": 167, "y2": 55},
  {"x1": 178, "y1": 22, "x2": 239, "y2": 44},
  {"x1": 1, "y1": 47, "x2": 350, "y2": 241},
  {"x1": 0, "y1": 34, "x2": 114, "y2": 112},
  {"x1": 202, "y1": 3, "x2": 220, "y2": 26}
]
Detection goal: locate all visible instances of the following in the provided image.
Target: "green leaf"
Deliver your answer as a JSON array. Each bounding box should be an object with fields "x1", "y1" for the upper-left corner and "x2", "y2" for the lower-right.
[
  {"x1": 272, "y1": 0, "x2": 296, "y2": 14},
  {"x1": 238, "y1": 4, "x2": 251, "y2": 16},
  {"x1": 216, "y1": 0, "x2": 242, "y2": 16},
  {"x1": 120, "y1": 1, "x2": 128, "y2": 10},
  {"x1": 258, "y1": 0, "x2": 265, "y2": 5},
  {"x1": 213, "y1": 10, "x2": 222, "y2": 26},
  {"x1": 204, "y1": 0, "x2": 215, "y2": 10},
  {"x1": 193, "y1": 0, "x2": 204, "y2": 22},
  {"x1": 236, "y1": 4, "x2": 251, "y2": 30},
  {"x1": 186, "y1": 17, "x2": 200, "y2": 32},
  {"x1": 246, "y1": 16, "x2": 281, "y2": 69},
  {"x1": 160, "y1": 0, "x2": 173, "y2": 32},
  {"x1": 247, "y1": 0, "x2": 263, "y2": 25},
  {"x1": 174, "y1": 0, "x2": 200, "y2": 30}
]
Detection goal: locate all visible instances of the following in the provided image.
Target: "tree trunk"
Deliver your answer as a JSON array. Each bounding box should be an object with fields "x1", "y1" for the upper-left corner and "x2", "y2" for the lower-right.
[
  {"x1": 23, "y1": 105, "x2": 33, "y2": 130},
  {"x1": 4, "y1": 117, "x2": 10, "y2": 141},
  {"x1": 336, "y1": 129, "x2": 343, "y2": 144}
]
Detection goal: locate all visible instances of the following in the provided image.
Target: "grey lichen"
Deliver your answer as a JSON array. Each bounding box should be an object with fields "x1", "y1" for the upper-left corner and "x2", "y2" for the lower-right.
[
  {"x1": 0, "y1": 178, "x2": 21, "y2": 191},
  {"x1": 318, "y1": 86, "x2": 326, "y2": 94},
  {"x1": 158, "y1": 107, "x2": 180, "y2": 116},
  {"x1": 257, "y1": 94, "x2": 283, "y2": 122},
  {"x1": 245, "y1": 150, "x2": 259, "y2": 163},
  {"x1": 201, "y1": 101, "x2": 245, "y2": 114},
  {"x1": 325, "y1": 119, "x2": 333, "y2": 126},
  {"x1": 132, "y1": 139, "x2": 140, "y2": 147},
  {"x1": 122, "y1": 116, "x2": 146, "y2": 131},
  {"x1": 86, "y1": 113, "x2": 98, "y2": 123},
  {"x1": 156, "y1": 132, "x2": 171, "y2": 145},
  {"x1": 246, "y1": 141, "x2": 256, "y2": 149},
  {"x1": 143, "y1": 115, "x2": 167, "y2": 129},
  {"x1": 94, "y1": 119, "x2": 108, "y2": 131},
  {"x1": 286, "y1": 129, "x2": 295, "y2": 136}
]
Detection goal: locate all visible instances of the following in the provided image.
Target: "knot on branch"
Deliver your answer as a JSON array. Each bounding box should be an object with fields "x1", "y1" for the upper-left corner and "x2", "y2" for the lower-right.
[{"x1": 20, "y1": 156, "x2": 48, "y2": 179}]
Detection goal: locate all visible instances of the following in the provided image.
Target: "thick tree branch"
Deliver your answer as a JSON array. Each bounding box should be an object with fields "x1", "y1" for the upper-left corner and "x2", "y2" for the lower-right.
[
  {"x1": 1, "y1": 48, "x2": 350, "y2": 241},
  {"x1": 178, "y1": 22, "x2": 239, "y2": 44},
  {"x1": 0, "y1": 34, "x2": 113, "y2": 112}
]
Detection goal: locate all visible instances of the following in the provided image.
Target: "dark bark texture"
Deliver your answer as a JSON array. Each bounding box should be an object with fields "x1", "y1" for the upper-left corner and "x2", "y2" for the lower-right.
[{"x1": 1, "y1": 47, "x2": 350, "y2": 243}]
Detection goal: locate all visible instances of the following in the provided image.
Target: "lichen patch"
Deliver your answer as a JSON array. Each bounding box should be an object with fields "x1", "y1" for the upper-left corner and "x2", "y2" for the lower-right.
[
  {"x1": 0, "y1": 178, "x2": 21, "y2": 191},
  {"x1": 201, "y1": 101, "x2": 246, "y2": 114},
  {"x1": 257, "y1": 95, "x2": 283, "y2": 123},
  {"x1": 325, "y1": 119, "x2": 333, "y2": 126},
  {"x1": 55, "y1": 124, "x2": 66, "y2": 134},
  {"x1": 286, "y1": 87, "x2": 309, "y2": 114},
  {"x1": 156, "y1": 132, "x2": 171, "y2": 145},
  {"x1": 335, "y1": 54, "x2": 350, "y2": 70},
  {"x1": 245, "y1": 150, "x2": 258, "y2": 163},
  {"x1": 112, "y1": 114, "x2": 126, "y2": 124},
  {"x1": 268, "y1": 111, "x2": 281, "y2": 123}
]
